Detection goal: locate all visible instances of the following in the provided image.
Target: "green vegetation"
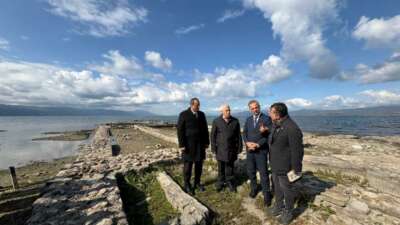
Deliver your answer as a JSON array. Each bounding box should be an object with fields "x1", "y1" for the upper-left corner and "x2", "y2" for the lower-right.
[
  {"x1": 164, "y1": 160, "x2": 261, "y2": 225},
  {"x1": 118, "y1": 169, "x2": 179, "y2": 225}
]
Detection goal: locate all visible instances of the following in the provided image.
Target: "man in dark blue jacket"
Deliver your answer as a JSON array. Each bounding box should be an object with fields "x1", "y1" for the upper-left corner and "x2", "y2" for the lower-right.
[{"x1": 243, "y1": 100, "x2": 273, "y2": 206}]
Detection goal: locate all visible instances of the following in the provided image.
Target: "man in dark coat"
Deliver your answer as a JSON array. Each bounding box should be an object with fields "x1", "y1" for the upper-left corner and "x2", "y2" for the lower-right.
[
  {"x1": 177, "y1": 97, "x2": 210, "y2": 194},
  {"x1": 210, "y1": 104, "x2": 242, "y2": 192},
  {"x1": 266, "y1": 102, "x2": 304, "y2": 225},
  {"x1": 243, "y1": 100, "x2": 273, "y2": 206}
]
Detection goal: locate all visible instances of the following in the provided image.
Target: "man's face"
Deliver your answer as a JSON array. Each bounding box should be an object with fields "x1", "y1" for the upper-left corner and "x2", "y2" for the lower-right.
[
  {"x1": 270, "y1": 107, "x2": 280, "y2": 122},
  {"x1": 249, "y1": 102, "x2": 260, "y2": 116},
  {"x1": 191, "y1": 100, "x2": 200, "y2": 112},
  {"x1": 222, "y1": 106, "x2": 231, "y2": 119}
]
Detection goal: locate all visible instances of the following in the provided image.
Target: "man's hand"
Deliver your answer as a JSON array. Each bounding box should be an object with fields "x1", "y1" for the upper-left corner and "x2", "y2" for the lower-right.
[
  {"x1": 246, "y1": 142, "x2": 258, "y2": 151},
  {"x1": 259, "y1": 123, "x2": 269, "y2": 133}
]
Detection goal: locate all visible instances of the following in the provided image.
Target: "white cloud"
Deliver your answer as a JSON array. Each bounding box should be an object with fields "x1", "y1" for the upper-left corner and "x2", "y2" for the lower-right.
[
  {"x1": 175, "y1": 24, "x2": 205, "y2": 35},
  {"x1": 355, "y1": 52, "x2": 400, "y2": 84},
  {"x1": 353, "y1": 15, "x2": 400, "y2": 49},
  {"x1": 90, "y1": 50, "x2": 142, "y2": 77},
  {"x1": 285, "y1": 98, "x2": 313, "y2": 108},
  {"x1": 0, "y1": 52, "x2": 290, "y2": 111},
  {"x1": 188, "y1": 54, "x2": 291, "y2": 98},
  {"x1": 0, "y1": 37, "x2": 10, "y2": 50},
  {"x1": 242, "y1": 0, "x2": 339, "y2": 79},
  {"x1": 217, "y1": 9, "x2": 245, "y2": 23},
  {"x1": 46, "y1": 0, "x2": 147, "y2": 37},
  {"x1": 360, "y1": 90, "x2": 400, "y2": 105},
  {"x1": 322, "y1": 95, "x2": 361, "y2": 108},
  {"x1": 20, "y1": 35, "x2": 30, "y2": 41},
  {"x1": 145, "y1": 51, "x2": 172, "y2": 71}
]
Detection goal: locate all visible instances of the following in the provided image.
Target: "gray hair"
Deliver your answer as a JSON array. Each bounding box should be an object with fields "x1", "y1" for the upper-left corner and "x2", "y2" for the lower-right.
[{"x1": 219, "y1": 104, "x2": 230, "y2": 112}]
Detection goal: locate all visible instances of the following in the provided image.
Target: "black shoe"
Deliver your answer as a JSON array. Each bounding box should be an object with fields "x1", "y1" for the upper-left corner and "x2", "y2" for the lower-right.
[
  {"x1": 265, "y1": 204, "x2": 284, "y2": 217},
  {"x1": 249, "y1": 188, "x2": 257, "y2": 198},
  {"x1": 194, "y1": 184, "x2": 205, "y2": 192},
  {"x1": 278, "y1": 209, "x2": 294, "y2": 225},
  {"x1": 184, "y1": 184, "x2": 194, "y2": 195},
  {"x1": 264, "y1": 191, "x2": 273, "y2": 207},
  {"x1": 227, "y1": 182, "x2": 237, "y2": 193}
]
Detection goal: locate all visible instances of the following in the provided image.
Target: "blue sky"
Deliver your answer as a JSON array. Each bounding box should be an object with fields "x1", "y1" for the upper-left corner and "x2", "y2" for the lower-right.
[{"x1": 0, "y1": 0, "x2": 399, "y2": 115}]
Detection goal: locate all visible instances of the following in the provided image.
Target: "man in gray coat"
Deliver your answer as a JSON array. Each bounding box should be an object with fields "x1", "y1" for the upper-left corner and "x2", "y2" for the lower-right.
[
  {"x1": 267, "y1": 102, "x2": 304, "y2": 225},
  {"x1": 211, "y1": 104, "x2": 242, "y2": 192}
]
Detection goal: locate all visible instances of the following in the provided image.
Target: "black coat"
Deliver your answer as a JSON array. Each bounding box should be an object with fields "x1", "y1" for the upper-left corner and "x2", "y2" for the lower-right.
[
  {"x1": 210, "y1": 116, "x2": 243, "y2": 162},
  {"x1": 268, "y1": 116, "x2": 304, "y2": 174},
  {"x1": 177, "y1": 108, "x2": 210, "y2": 162}
]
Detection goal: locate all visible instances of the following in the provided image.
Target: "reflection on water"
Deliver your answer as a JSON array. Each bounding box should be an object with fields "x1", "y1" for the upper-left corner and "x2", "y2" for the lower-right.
[{"x1": 0, "y1": 116, "x2": 136, "y2": 169}]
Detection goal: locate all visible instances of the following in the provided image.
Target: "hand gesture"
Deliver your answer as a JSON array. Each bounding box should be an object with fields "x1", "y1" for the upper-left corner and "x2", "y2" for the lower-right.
[{"x1": 259, "y1": 123, "x2": 269, "y2": 133}]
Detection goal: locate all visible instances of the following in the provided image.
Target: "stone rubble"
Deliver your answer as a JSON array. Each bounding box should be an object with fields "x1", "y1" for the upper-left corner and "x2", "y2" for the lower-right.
[{"x1": 25, "y1": 124, "x2": 400, "y2": 225}]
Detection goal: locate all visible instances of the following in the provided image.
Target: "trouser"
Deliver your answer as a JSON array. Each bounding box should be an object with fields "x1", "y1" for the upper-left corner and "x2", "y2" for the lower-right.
[
  {"x1": 246, "y1": 150, "x2": 270, "y2": 194},
  {"x1": 183, "y1": 160, "x2": 203, "y2": 186},
  {"x1": 272, "y1": 172, "x2": 298, "y2": 210},
  {"x1": 217, "y1": 160, "x2": 235, "y2": 186}
]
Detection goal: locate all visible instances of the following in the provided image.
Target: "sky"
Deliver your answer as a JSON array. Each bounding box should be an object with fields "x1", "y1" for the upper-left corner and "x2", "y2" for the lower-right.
[{"x1": 0, "y1": 0, "x2": 400, "y2": 115}]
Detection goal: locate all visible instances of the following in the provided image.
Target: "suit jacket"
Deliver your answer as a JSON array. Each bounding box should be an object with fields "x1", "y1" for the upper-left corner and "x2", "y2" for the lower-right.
[
  {"x1": 268, "y1": 116, "x2": 304, "y2": 174},
  {"x1": 177, "y1": 108, "x2": 210, "y2": 161},
  {"x1": 210, "y1": 115, "x2": 242, "y2": 162},
  {"x1": 242, "y1": 112, "x2": 272, "y2": 151}
]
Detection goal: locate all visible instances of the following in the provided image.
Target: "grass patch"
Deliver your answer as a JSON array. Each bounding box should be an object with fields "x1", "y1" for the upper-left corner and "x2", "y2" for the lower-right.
[
  {"x1": 164, "y1": 160, "x2": 261, "y2": 225},
  {"x1": 118, "y1": 169, "x2": 179, "y2": 225}
]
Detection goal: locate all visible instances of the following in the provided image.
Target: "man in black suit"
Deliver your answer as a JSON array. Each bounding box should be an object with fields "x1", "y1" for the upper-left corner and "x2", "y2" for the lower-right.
[
  {"x1": 210, "y1": 104, "x2": 242, "y2": 192},
  {"x1": 266, "y1": 102, "x2": 304, "y2": 225},
  {"x1": 177, "y1": 97, "x2": 210, "y2": 194}
]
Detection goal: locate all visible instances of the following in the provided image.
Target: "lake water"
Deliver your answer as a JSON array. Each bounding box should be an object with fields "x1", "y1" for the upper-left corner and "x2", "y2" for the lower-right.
[
  {"x1": 0, "y1": 115, "x2": 399, "y2": 169},
  {"x1": 0, "y1": 116, "x2": 136, "y2": 169}
]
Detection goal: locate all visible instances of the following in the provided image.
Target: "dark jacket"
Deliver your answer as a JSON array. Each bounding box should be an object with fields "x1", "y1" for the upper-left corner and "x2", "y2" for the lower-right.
[
  {"x1": 268, "y1": 116, "x2": 304, "y2": 174},
  {"x1": 210, "y1": 115, "x2": 243, "y2": 162},
  {"x1": 177, "y1": 108, "x2": 210, "y2": 161},
  {"x1": 243, "y1": 112, "x2": 272, "y2": 151}
]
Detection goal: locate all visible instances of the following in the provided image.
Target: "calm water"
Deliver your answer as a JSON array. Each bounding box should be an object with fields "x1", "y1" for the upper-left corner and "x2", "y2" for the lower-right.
[
  {"x1": 0, "y1": 116, "x2": 136, "y2": 169},
  {"x1": 0, "y1": 115, "x2": 399, "y2": 169}
]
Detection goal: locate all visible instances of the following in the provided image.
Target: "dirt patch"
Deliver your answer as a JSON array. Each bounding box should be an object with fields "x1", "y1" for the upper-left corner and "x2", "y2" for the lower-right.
[
  {"x1": 111, "y1": 128, "x2": 177, "y2": 154},
  {"x1": 0, "y1": 156, "x2": 76, "y2": 190}
]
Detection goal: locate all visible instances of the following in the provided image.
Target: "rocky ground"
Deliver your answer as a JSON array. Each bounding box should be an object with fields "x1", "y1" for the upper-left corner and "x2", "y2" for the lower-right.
[
  {"x1": 133, "y1": 126, "x2": 400, "y2": 225},
  {"x1": 3, "y1": 123, "x2": 400, "y2": 225}
]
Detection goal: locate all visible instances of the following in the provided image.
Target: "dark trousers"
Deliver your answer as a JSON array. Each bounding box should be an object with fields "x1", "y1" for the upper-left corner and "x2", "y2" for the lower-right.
[
  {"x1": 217, "y1": 160, "x2": 235, "y2": 186},
  {"x1": 272, "y1": 173, "x2": 298, "y2": 210},
  {"x1": 183, "y1": 160, "x2": 203, "y2": 186},
  {"x1": 246, "y1": 150, "x2": 270, "y2": 194}
]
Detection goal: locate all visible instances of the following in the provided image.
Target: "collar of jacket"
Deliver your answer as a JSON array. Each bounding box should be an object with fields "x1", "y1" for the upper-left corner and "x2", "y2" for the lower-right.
[{"x1": 219, "y1": 114, "x2": 232, "y2": 123}]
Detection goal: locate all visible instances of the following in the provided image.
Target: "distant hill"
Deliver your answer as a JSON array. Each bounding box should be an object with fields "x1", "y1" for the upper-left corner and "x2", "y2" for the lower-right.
[
  {"x1": 291, "y1": 105, "x2": 400, "y2": 117},
  {"x1": 231, "y1": 105, "x2": 400, "y2": 118},
  {"x1": 0, "y1": 104, "x2": 155, "y2": 117}
]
